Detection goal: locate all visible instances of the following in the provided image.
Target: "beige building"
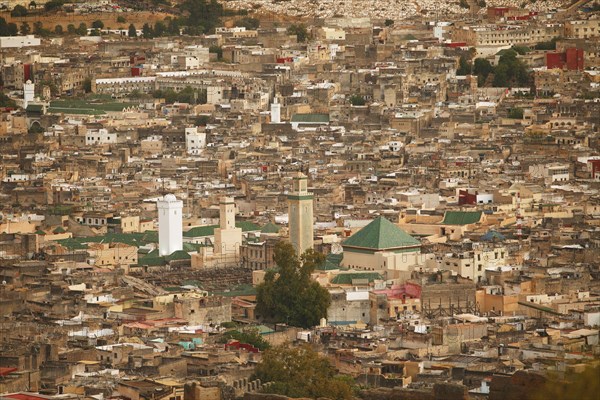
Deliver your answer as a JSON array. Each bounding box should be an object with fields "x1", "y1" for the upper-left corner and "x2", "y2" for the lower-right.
[{"x1": 288, "y1": 173, "x2": 314, "y2": 256}]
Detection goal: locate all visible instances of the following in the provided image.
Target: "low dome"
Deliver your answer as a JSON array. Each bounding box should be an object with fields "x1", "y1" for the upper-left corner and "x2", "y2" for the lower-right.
[{"x1": 163, "y1": 194, "x2": 177, "y2": 201}]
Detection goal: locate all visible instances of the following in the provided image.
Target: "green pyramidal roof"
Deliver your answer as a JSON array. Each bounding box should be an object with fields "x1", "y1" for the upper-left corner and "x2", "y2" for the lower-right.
[{"x1": 342, "y1": 216, "x2": 420, "y2": 250}]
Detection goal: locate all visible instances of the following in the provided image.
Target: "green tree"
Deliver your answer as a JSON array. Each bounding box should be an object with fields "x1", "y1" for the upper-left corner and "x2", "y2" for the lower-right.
[
  {"x1": 533, "y1": 365, "x2": 600, "y2": 400},
  {"x1": 288, "y1": 23, "x2": 308, "y2": 42},
  {"x1": 209, "y1": 45, "x2": 223, "y2": 60},
  {"x1": 92, "y1": 20, "x2": 104, "y2": 29},
  {"x1": 0, "y1": 17, "x2": 9, "y2": 36},
  {"x1": 116, "y1": 15, "x2": 126, "y2": 23},
  {"x1": 19, "y1": 22, "x2": 30, "y2": 35},
  {"x1": 29, "y1": 1, "x2": 36, "y2": 9},
  {"x1": 349, "y1": 94, "x2": 366, "y2": 106},
  {"x1": 83, "y1": 77, "x2": 92, "y2": 93},
  {"x1": 508, "y1": 107, "x2": 524, "y2": 119},
  {"x1": 219, "y1": 327, "x2": 270, "y2": 351},
  {"x1": 473, "y1": 57, "x2": 493, "y2": 86},
  {"x1": 180, "y1": 0, "x2": 223, "y2": 34},
  {"x1": 0, "y1": 92, "x2": 17, "y2": 108},
  {"x1": 11, "y1": 5, "x2": 28, "y2": 17},
  {"x1": 128, "y1": 23, "x2": 137, "y2": 37},
  {"x1": 7, "y1": 23, "x2": 18, "y2": 36},
  {"x1": 67, "y1": 24, "x2": 76, "y2": 34},
  {"x1": 478, "y1": 0, "x2": 486, "y2": 7},
  {"x1": 459, "y1": 0, "x2": 470, "y2": 8},
  {"x1": 384, "y1": 19, "x2": 394, "y2": 27},
  {"x1": 154, "y1": 21, "x2": 166, "y2": 36},
  {"x1": 54, "y1": 24, "x2": 63, "y2": 34},
  {"x1": 195, "y1": 115, "x2": 211, "y2": 126},
  {"x1": 75, "y1": 22, "x2": 87, "y2": 35},
  {"x1": 44, "y1": 0, "x2": 64, "y2": 12},
  {"x1": 534, "y1": 37, "x2": 559, "y2": 50},
  {"x1": 256, "y1": 242, "x2": 330, "y2": 328},
  {"x1": 457, "y1": 55, "x2": 472, "y2": 75},
  {"x1": 253, "y1": 345, "x2": 353, "y2": 399},
  {"x1": 235, "y1": 16, "x2": 259, "y2": 30},
  {"x1": 142, "y1": 23, "x2": 153, "y2": 38}
]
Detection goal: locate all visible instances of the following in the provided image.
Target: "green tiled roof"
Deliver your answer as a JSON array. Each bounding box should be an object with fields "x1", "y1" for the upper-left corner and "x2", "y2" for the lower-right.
[
  {"x1": 261, "y1": 222, "x2": 280, "y2": 234},
  {"x1": 342, "y1": 217, "x2": 420, "y2": 250},
  {"x1": 442, "y1": 211, "x2": 483, "y2": 225},
  {"x1": 330, "y1": 272, "x2": 383, "y2": 285},
  {"x1": 55, "y1": 232, "x2": 157, "y2": 250},
  {"x1": 213, "y1": 284, "x2": 257, "y2": 297},
  {"x1": 53, "y1": 226, "x2": 66, "y2": 234},
  {"x1": 236, "y1": 221, "x2": 261, "y2": 232},
  {"x1": 291, "y1": 113, "x2": 330, "y2": 123},
  {"x1": 317, "y1": 253, "x2": 343, "y2": 271},
  {"x1": 166, "y1": 250, "x2": 191, "y2": 261},
  {"x1": 184, "y1": 222, "x2": 261, "y2": 238}
]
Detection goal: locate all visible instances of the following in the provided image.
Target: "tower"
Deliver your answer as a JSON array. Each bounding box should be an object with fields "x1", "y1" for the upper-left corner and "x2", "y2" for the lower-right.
[
  {"x1": 23, "y1": 80, "x2": 34, "y2": 109},
  {"x1": 214, "y1": 196, "x2": 242, "y2": 255},
  {"x1": 270, "y1": 96, "x2": 281, "y2": 123},
  {"x1": 157, "y1": 194, "x2": 183, "y2": 256},
  {"x1": 287, "y1": 172, "x2": 314, "y2": 255}
]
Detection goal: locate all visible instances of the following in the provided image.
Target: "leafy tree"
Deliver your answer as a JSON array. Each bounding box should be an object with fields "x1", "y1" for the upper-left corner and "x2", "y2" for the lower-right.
[
  {"x1": 116, "y1": 15, "x2": 126, "y2": 23},
  {"x1": 180, "y1": 0, "x2": 223, "y2": 34},
  {"x1": 535, "y1": 37, "x2": 560, "y2": 50},
  {"x1": 209, "y1": 45, "x2": 223, "y2": 60},
  {"x1": 235, "y1": 16, "x2": 259, "y2": 30},
  {"x1": 142, "y1": 23, "x2": 153, "y2": 38},
  {"x1": 92, "y1": 20, "x2": 104, "y2": 29},
  {"x1": 0, "y1": 92, "x2": 17, "y2": 108},
  {"x1": 33, "y1": 21, "x2": 50, "y2": 36},
  {"x1": 195, "y1": 115, "x2": 211, "y2": 126},
  {"x1": 75, "y1": 22, "x2": 87, "y2": 35},
  {"x1": 511, "y1": 45, "x2": 530, "y2": 55},
  {"x1": 128, "y1": 24, "x2": 137, "y2": 37},
  {"x1": 256, "y1": 242, "x2": 330, "y2": 328},
  {"x1": 253, "y1": 344, "x2": 353, "y2": 399},
  {"x1": 29, "y1": 1, "x2": 36, "y2": 9},
  {"x1": 288, "y1": 23, "x2": 308, "y2": 42},
  {"x1": 459, "y1": 0, "x2": 470, "y2": 8},
  {"x1": 19, "y1": 22, "x2": 31, "y2": 35},
  {"x1": 533, "y1": 365, "x2": 599, "y2": 400},
  {"x1": 54, "y1": 25, "x2": 63, "y2": 34},
  {"x1": 7, "y1": 23, "x2": 18, "y2": 36},
  {"x1": 219, "y1": 327, "x2": 270, "y2": 351},
  {"x1": 44, "y1": 0, "x2": 64, "y2": 12},
  {"x1": 83, "y1": 77, "x2": 92, "y2": 93},
  {"x1": 473, "y1": 57, "x2": 493, "y2": 86},
  {"x1": 67, "y1": 24, "x2": 76, "y2": 34},
  {"x1": 11, "y1": 5, "x2": 28, "y2": 17},
  {"x1": 349, "y1": 94, "x2": 366, "y2": 106},
  {"x1": 154, "y1": 21, "x2": 166, "y2": 37},
  {"x1": 492, "y1": 49, "x2": 530, "y2": 87},
  {"x1": 457, "y1": 55, "x2": 472, "y2": 75},
  {"x1": 384, "y1": 19, "x2": 394, "y2": 27},
  {"x1": 0, "y1": 17, "x2": 9, "y2": 36},
  {"x1": 508, "y1": 107, "x2": 524, "y2": 119},
  {"x1": 478, "y1": 0, "x2": 486, "y2": 7}
]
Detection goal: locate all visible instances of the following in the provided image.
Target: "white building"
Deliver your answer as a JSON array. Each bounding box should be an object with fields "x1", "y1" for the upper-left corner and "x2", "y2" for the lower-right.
[
  {"x1": 185, "y1": 127, "x2": 207, "y2": 155},
  {"x1": 157, "y1": 194, "x2": 183, "y2": 256},
  {"x1": 214, "y1": 197, "x2": 242, "y2": 256},
  {"x1": 85, "y1": 128, "x2": 117, "y2": 146},
  {"x1": 23, "y1": 80, "x2": 34, "y2": 109},
  {"x1": 270, "y1": 97, "x2": 281, "y2": 123},
  {"x1": 0, "y1": 35, "x2": 40, "y2": 48}
]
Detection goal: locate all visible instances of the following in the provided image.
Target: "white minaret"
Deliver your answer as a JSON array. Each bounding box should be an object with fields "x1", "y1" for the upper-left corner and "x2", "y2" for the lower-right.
[
  {"x1": 288, "y1": 172, "x2": 314, "y2": 255},
  {"x1": 23, "y1": 80, "x2": 34, "y2": 109},
  {"x1": 270, "y1": 96, "x2": 281, "y2": 124},
  {"x1": 157, "y1": 194, "x2": 183, "y2": 256},
  {"x1": 214, "y1": 196, "x2": 242, "y2": 255}
]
